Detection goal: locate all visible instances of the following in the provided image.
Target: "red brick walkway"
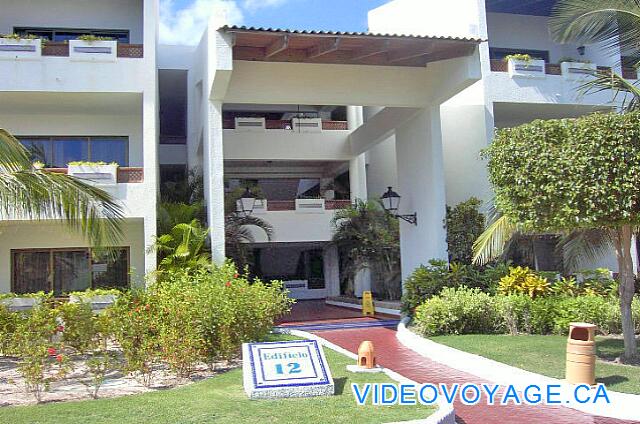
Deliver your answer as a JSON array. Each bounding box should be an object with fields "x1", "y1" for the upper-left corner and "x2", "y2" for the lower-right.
[{"x1": 316, "y1": 326, "x2": 639, "y2": 424}]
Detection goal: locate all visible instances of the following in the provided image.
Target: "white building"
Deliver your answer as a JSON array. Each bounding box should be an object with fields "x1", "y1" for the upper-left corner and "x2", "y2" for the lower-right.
[
  {"x1": 0, "y1": 0, "x2": 633, "y2": 299},
  {"x1": 0, "y1": 0, "x2": 158, "y2": 294}
]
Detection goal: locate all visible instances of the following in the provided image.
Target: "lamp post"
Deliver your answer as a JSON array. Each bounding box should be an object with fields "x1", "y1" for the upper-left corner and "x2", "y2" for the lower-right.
[
  {"x1": 380, "y1": 186, "x2": 417, "y2": 225},
  {"x1": 236, "y1": 187, "x2": 257, "y2": 217}
]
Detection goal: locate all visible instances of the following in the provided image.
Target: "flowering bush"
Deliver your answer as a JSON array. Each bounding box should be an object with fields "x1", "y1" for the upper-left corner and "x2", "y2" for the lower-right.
[{"x1": 498, "y1": 266, "x2": 550, "y2": 298}]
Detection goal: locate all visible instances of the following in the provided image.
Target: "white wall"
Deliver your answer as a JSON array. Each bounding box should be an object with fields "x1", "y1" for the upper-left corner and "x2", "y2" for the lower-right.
[
  {"x1": 247, "y1": 210, "x2": 336, "y2": 243},
  {"x1": 223, "y1": 130, "x2": 352, "y2": 161},
  {"x1": 0, "y1": 219, "x2": 146, "y2": 293},
  {"x1": 1, "y1": 0, "x2": 144, "y2": 43}
]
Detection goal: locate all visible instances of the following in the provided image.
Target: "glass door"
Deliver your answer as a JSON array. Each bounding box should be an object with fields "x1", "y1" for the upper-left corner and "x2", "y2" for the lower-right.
[
  {"x1": 12, "y1": 251, "x2": 51, "y2": 294},
  {"x1": 52, "y1": 250, "x2": 91, "y2": 295}
]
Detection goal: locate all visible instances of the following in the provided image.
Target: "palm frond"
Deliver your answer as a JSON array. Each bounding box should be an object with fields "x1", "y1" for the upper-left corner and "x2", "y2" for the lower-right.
[
  {"x1": 472, "y1": 215, "x2": 518, "y2": 265},
  {"x1": 556, "y1": 228, "x2": 615, "y2": 272},
  {"x1": 550, "y1": 0, "x2": 640, "y2": 56},
  {"x1": 578, "y1": 69, "x2": 640, "y2": 111}
]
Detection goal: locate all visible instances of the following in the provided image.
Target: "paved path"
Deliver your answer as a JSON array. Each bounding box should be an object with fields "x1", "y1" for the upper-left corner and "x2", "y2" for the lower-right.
[{"x1": 315, "y1": 326, "x2": 639, "y2": 424}]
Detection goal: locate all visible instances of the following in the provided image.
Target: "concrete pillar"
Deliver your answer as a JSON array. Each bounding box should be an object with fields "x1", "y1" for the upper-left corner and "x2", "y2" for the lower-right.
[
  {"x1": 204, "y1": 100, "x2": 226, "y2": 264},
  {"x1": 354, "y1": 267, "x2": 372, "y2": 298},
  {"x1": 395, "y1": 106, "x2": 448, "y2": 282},
  {"x1": 323, "y1": 244, "x2": 340, "y2": 297},
  {"x1": 347, "y1": 106, "x2": 367, "y2": 202}
]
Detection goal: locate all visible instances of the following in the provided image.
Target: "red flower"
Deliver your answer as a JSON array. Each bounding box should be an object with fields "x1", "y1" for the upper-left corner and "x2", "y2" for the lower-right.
[
  {"x1": 234, "y1": 273, "x2": 239, "y2": 278},
  {"x1": 225, "y1": 281, "x2": 231, "y2": 287},
  {"x1": 57, "y1": 325, "x2": 65, "y2": 332},
  {"x1": 55, "y1": 354, "x2": 64, "y2": 363},
  {"x1": 47, "y1": 347, "x2": 57, "y2": 356},
  {"x1": 145, "y1": 304, "x2": 150, "y2": 311}
]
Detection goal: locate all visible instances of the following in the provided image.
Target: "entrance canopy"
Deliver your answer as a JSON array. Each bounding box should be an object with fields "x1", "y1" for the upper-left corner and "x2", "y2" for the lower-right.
[{"x1": 221, "y1": 25, "x2": 481, "y2": 68}]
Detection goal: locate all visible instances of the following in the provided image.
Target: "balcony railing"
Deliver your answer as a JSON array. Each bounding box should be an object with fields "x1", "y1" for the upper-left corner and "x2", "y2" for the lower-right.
[
  {"x1": 490, "y1": 59, "x2": 635, "y2": 78},
  {"x1": 41, "y1": 42, "x2": 144, "y2": 58},
  {"x1": 223, "y1": 119, "x2": 348, "y2": 130},
  {"x1": 260, "y1": 200, "x2": 351, "y2": 211},
  {"x1": 46, "y1": 167, "x2": 144, "y2": 183}
]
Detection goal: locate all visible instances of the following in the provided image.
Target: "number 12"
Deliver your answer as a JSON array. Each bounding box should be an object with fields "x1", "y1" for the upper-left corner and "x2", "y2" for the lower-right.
[{"x1": 275, "y1": 362, "x2": 302, "y2": 375}]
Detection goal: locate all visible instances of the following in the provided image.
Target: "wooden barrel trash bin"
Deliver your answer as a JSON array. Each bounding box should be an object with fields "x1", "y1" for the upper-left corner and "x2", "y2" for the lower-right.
[{"x1": 566, "y1": 322, "x2": 597, "y2": 385}]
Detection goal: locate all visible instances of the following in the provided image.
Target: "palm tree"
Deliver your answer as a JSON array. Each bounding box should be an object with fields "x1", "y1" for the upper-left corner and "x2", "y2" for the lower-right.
[
  {"x1": 225, "y1": 214, "x2": 273, "y2": 271},
  {"x1": 550, "y1": 1, "x2": 640, "y2": 110},
  {"x1": 0, "y1": 128, "x2": 123, "y2": 246},
  {"x1": 332, "y1": 200, "x2": 401, "y2": 299},
  {"x1": 152, "y1": 219, "x2": 210, "y2": 271}
]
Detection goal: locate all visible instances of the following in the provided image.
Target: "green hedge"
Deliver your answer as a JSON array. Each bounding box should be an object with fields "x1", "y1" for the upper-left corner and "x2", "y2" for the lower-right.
[{"x1": 413, "y1": 286, "x2": 640, "y2": 337}]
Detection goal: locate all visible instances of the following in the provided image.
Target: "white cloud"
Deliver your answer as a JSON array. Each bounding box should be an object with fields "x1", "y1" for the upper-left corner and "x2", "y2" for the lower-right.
[
  {"x1": 160, "y1": 0, "x2": 244, "y2": 45},
  {"x1": 241, "y1": 0, "x2": 289, "y2": 10}
]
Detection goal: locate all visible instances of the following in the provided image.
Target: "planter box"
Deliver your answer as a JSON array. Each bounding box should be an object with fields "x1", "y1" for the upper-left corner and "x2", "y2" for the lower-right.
[
  {"x1": 561, "y1": 61, "x2": 597, "y2": 81},
  {"x1": 69, "y1": 39, "x2": 117, "y2": 62},
  {"x1": 295, "y1": 198, "x2": 325, "y2": 213},
  {"x1": 292, "y1": 117, "x2": 323, "y2": 133},
  {"x1": 69, "y1": 294, "x2": 117, "y2": 313},
  {"x1": 323, "y1": 190, "x2": 336, "y2": 200},
  {"x1": 0, "y1": 296, "x2": 41, "y2": 312},
  {"x1": 0, "y1": 38, "x2": 41, "y2": 60},
  {"x1": 507, "y1": 58, "x2": 546, "y2": 79},
  {"x1": 68, "y1": 164, "x2": 118, "y2": 185},
  {"x1": 234, "y1": 117, "x2": 266, "y2": 132},
  {"x1": 252, "y1": 199, "x2": 267, "y2": 214}
]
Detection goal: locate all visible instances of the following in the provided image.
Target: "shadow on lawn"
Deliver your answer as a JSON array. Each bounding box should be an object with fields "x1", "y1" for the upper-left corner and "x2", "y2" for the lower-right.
[
  {"x1": 597, "y1": 375, "x2": 629, "y2": 386},
  {"x1": 596, "y1": 337, "x2": 640, "y2": 363},
  {"x1": 334, "y1": 377, "x2": 347, "y2": 395}
]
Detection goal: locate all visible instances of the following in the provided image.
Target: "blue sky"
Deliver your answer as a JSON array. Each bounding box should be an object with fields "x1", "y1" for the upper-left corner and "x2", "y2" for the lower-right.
[{"x1": 160, "y1": 0, "x2": 392, "y2": 45}]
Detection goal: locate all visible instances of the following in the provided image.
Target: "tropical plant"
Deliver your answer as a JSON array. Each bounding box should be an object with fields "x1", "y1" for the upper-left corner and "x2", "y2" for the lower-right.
[
  {"x1": 160, "y1": 168, "x2": 204, "y2": 204},
  {"x1": 0, "y1": 128, "x2": 123, "y2": 246},
  {"x1": 482, "y1": 112, "x2": 640, "y2": 359},
  {"x1": 157, "y1": 201, "x2": 205, "y2": 236},
  {"x1": 225, "y1": 214, "x2": 273, "y2": 271},
  {"x1": 332, "y1": 200, "x2": 401, "y2": 299},
  {"x1": 152, "y1": 219, "x2": 211, "y2": 271},
  {"x1": 498, "y1": 266, "x2": 550, "y2": 298}
]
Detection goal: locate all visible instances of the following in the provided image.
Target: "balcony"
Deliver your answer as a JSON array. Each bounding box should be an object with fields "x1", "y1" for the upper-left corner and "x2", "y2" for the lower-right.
[
  {"x1": 255, "y1": 199, "x2": 351, "y2": 212},
  {"x1": 41, "y1": 42, "x2": 143, "y2": 58},
  {"x1": 222, "y1": 119, "x2": 348, "y2": 131},
  {"x1": 46, "y1": 167, "x2": 144, "y2": 183}
]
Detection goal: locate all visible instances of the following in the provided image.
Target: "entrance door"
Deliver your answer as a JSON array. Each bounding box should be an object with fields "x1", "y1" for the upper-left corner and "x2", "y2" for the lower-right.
[{"x1": 52, "y1": 250, "x2": 91, "y2": 295}]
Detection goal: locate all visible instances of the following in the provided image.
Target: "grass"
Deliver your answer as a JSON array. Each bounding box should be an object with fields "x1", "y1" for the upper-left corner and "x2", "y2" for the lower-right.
[
  {"x1": 430, "y1": 334, "x2": 640, "y2": 394},
  {"x1": 0, "y1": 335, "x2": 433, "y2": 424}
]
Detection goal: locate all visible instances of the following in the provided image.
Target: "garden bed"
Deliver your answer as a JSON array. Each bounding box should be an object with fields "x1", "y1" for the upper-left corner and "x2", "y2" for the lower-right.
[
  {"x1": 430, "y1": 334, "x2": 640, "y2": 394},
  {"x1": 0, "y1": 335, "x2": 434, "y2": 424}
]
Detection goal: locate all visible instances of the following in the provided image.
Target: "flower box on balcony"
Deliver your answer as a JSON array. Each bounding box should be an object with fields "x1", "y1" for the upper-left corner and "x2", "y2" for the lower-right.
[
  {"x1": 295, "y1": 198, "x2": 325, "y2": 213},
  {"x1": 292, "y1": 117, "x2": 323, "y2": 133},
  {"x1": 507, "y1": 58, "x2": 546, "y2": 79},
  {"x1": 68, "y1": 163, "x2": 118, "y2": 185},
  {"x1": 560, "y1": 61, "x2": 597, "y2": 81},
  {"x1": 0, "y1": 37, "x2": 41, "y2": 60},
  {"x1": 235, "y1": 117, "x2": 266, "y2": 132},
  {"x1": 69, "y1": 39, "x2": 117, "y2": 62}
]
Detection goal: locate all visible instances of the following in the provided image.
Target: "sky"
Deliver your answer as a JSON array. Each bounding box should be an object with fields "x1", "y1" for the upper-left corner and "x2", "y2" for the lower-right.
[{"x1": 160, "y1": 0, "x2": 392, "y2": 45}]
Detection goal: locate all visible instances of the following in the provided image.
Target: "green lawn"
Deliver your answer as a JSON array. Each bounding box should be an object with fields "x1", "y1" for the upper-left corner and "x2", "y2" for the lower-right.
[
  {"x1": 431, "y1": 334, "x2": 640, "y2": 394},
  {"x1": 0, "y1": 335, "x2": 433, "y2": 424}
]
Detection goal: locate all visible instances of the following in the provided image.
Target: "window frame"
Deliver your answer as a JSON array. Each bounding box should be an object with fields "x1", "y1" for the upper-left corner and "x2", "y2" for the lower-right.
[
  {"x1": 18, "y1": 136, "x2": 129, "y2": 167},
  {"x1": 11, "y1": 247, "x2": 131, "y2": 295}
]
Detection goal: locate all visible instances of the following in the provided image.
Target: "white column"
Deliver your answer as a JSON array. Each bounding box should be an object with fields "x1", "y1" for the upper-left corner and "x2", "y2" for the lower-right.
[
  {"x1": 395, "y1": 106, "x2": 449, "y2": 282},
  {"x1": 347, "y1": 106, "x2": 367, "y2": 202},
  {"x1": 323, "y1": 244, "x2": 340, "y2": 297},
  {"x1": 204, "y1": 100, "x2": 226, "y2": 264}
]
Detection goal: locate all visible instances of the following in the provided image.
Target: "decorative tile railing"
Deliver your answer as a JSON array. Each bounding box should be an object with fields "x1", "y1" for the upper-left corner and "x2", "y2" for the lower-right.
[
  {"x1": 41, "y1": 42, "x2": 143, "y2": 58},
  {"x1": 45, "y1": 167, "x2": 143, "y2": 183},
  {"x1": 264, "y1": 199, "x2": 351, "y2": 211},
  {"x1": 223, "y1": 119, "x2": 348, "y2": 130}
]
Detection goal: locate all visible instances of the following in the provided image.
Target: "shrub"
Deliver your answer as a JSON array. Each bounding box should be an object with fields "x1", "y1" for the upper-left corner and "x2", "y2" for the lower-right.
[
  {"x1": 0, "y1": 303, "x2": 17, "y2": 355},
  {"x1": 10, "y1": 304, "x2": 70, "y2": 402},
  {"x1": 495, "y1": 294, "x2": 533, "y2": 335},
  {"x1": 414, "y1": 287, "x2": 499, "y2": 336},
  {"x1": 402, "y1": 260, "x2": 453, "y2": 314},
  {"x1": 446, "y1": 198, "x2": 485, "y2": 264},
  {"x1": 56, "y1": 302, "x2": 98, "y2": 354},
  {"x1": 498, "y1": 266, "x2": 550, "y2": 298}
]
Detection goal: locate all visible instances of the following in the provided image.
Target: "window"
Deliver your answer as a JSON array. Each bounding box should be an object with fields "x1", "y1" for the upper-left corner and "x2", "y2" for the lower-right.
[
  {"x1": 12, "y1": 247, "x2": 130, "y2": 295},
  {"x1": 18, "y1": 137, "x2": 129, "y2": 167},
  {"x1": 489, "y1": 48, "x2": 550, "y2": 62},
  {"x1": 14, "y1": 27, "x2": 130, "y2": 43}
]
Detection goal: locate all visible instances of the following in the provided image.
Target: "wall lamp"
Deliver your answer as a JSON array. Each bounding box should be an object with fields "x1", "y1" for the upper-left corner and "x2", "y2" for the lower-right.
[{"x1": 380, "y1": 186, "x2": 417, "y2": 225}]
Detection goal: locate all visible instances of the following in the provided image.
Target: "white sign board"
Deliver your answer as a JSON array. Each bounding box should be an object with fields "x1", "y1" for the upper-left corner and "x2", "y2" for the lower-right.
[{"x1": 242, "y1": 339, "x2": 334, "y2": 399}]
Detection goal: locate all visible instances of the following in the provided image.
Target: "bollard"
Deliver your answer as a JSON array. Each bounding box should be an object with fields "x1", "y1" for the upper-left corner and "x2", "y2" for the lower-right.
[
  {"x1": 357, "y1": 341, "x2": 376, "y2": 369},
  {"x1": 566, "y1": 322, "x2": 597, "y2": 385}
]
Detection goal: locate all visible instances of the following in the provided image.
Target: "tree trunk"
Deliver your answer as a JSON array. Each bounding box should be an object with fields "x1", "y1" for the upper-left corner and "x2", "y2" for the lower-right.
[{"x1": 613, "y1": 225, "x2": 638, "y2": 360}]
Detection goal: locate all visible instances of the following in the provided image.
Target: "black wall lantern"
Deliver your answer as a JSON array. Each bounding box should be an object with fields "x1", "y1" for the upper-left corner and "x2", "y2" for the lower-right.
[
  {"x1": 380, "y1": 186, "x2": 417, "y2": 225},
  {"x1": 236, "y1": 187, "x2": 257, "y2": 217}
]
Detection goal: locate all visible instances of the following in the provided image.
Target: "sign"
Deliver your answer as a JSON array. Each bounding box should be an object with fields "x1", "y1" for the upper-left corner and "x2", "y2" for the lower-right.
[
  {"x1": 362, "y1": 291, "x2": 375, "y2": 316},
  {"x1": 242, "y1": 339, "x2": 334, "y2": 399}
]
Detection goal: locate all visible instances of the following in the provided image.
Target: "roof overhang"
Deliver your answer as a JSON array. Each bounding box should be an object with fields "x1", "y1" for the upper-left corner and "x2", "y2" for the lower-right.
[{"x1": 220, "y1": 26, "x2": 482, "y2": 68}]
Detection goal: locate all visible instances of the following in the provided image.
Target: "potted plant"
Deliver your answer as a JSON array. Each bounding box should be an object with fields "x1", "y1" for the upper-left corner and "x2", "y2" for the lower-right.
[
  {"x1": 68, "y1": 161, "x2": 119, "y2": 185},
  {"x1": 504, "y1": 53, "x2": 546, "y2": 78},
  {"x1": 558, "y1": 57, "x2": 597, "y2": 81},
  {"x1": 0, "y1": 33, "x2": 42, "y2": 60},
  {"x1": 69, "y1": 35, "x2": 117, "y2": 62}
]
